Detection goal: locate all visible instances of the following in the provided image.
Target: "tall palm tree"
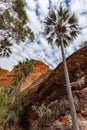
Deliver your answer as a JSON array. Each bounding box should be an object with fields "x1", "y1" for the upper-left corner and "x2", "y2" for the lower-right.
[{"x1": 44, "y1": 6, "x2": 79, "y2": 130}]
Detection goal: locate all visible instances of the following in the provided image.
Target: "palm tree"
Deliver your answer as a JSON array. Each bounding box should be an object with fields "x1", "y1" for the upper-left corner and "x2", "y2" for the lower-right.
[
  {"x1": 18, "y1": 59, "x2": 33, "y2": 77},
  {"x1": 44, "y1": 6, "x2": 79, "y2": 130},
  {"x1": 13, "y1": 59, "x2": 33, "y2": 87}
]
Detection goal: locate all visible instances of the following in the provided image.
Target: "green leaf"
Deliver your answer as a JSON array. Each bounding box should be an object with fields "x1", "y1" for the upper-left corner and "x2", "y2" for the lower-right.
[
  {"x1": 32, "y1": 105, "x2": 37, "y2": 111},
  {"x1": 0, "y1": 112, "x2": 6, "y2": 121},
  {"x1": 5, "y1": 111, "x2": 15, "y2": 123},
  {"x1": 13, "y1": 0, "x2": 27, "y2": 24},
  {"x1": 47, "y1": 109, "x2": 52, "y2": 117}
]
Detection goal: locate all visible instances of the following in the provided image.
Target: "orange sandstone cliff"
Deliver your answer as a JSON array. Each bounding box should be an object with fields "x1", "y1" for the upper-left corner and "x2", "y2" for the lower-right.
[
  {"x1": 0, "y1": 60, "x2": 50, "y2": 90},
  {"x1": 20, "y1": 60, "x2": 50, "y2": 90}
]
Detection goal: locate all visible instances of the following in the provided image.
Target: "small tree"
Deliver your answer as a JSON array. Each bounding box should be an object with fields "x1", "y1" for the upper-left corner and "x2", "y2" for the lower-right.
[
  {"x1": 44, "y1": 6, "x2": 79, "y2": 130},
  {"x1": 13, "y1": 59, "x2": 33, "y2": 87}
]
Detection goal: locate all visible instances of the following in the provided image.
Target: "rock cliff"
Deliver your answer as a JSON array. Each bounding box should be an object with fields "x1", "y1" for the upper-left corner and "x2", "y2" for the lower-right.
[
  {"x1": 0, "y1": 47, "x2": 87, "y2": 130},
  {"x1": 18, "y1": 46, "x2": 87, "y2": 130},
  {"x1": 0, "y1": 68, "x2": 11, "y2": 86}
]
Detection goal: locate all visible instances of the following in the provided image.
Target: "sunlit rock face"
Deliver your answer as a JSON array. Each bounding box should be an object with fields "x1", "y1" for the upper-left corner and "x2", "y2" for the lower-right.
[
  {"x1": 0, "y1": 60, "x2": 50, "y2": 90},
  {"x1": 0, "y1": 68, "x2": 11, "y2": 86},
  {"x1": 20, "y1": 60, "x2": 50, "y2": 90},
  {"x1": 18, "y1": 46, "x2": 87, "y2": 130}
]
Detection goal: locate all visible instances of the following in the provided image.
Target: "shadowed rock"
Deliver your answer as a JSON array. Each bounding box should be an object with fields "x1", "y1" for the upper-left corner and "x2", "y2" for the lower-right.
[{"x1": 17, "y1": 47, "x2": 87, "y2": 130}]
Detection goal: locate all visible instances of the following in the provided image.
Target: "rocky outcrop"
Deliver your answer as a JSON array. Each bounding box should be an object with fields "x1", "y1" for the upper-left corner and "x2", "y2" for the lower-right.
[
  {"x1": 20, "y1": 60, "x2": 50, "y2": 90},
  {"x1": 18, "y1": 46, "x2": 87, "y2": 130},
  {"x1": 0, "y1": 60, "x2": 50, "y2": 90}
]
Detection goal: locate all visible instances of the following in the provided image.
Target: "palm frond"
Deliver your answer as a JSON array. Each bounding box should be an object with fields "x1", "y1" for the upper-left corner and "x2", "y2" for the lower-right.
[
  {"x1": 50, "y1": 32, "x2": 55, "y2": 38},
  {"x1": 45, "y1": 10, "x2": 56, "y2": 26},
  {"x1": 64, "y1": 34, "x2": 72, "y2": 42},
  {"x1": 57, "y1": 18, "x2": 63, "y2": 26},
  {"x1": 44, "y1": 27, "x2": 52, "y2": 35},
  {"x1": 70, "y1": 24, "x2": 78, "y2": 30},
  {"x1": 47, "y1": 37, "x2": 53, "y2": 44},
  {"x1": 63, "y1": 10, "x2": 69, "y2": 22},
  {"x1": 63, "y1": 39, "x2": 69, "y2": 47},
  {"x1": 55, "y1": 38, "x2": 61, "y2": 47},
  {"x1": 68, "y1": 14, "x2": 78, "y2": 24},
  {"x1": 58, "y1": 6, "x2": 64, "y2": 17},
  {"x1": 44, "y1": 5, "x2": 79, "y2": 48},
  {"x1": 44, "y1": 17, "x2": 54, "y2": 25},
  {"x1": 70, "y1": 30, "x2": 79, "y2": 38},
  {"x1": 49, "y1": 10, "x2": 56, "y2": 22}
]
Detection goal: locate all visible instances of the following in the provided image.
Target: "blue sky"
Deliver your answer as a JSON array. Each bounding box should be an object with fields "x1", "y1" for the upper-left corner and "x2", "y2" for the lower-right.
[{"x1": 0, "y1": 0, "x2": 87, "y2": 71}]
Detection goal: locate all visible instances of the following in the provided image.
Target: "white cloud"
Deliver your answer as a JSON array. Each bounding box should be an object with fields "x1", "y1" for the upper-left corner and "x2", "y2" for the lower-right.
[
  {"x1": 38, "y1": 0, "x2": 49, "y2": 16},
  {"x1": 78, "y1": 15, "x2": 87, "y2": 28},
  {"x1": 81, "y1": 27, "x2": 87, "y2": 41},
  {"x1": 26, "y1": 10, "x2": 42, "y2": 33},
  {"x1": 70, "y1": 0, "x2": 87, "y2": 14},
  {"x1": 25, "y1": 0, "x2": 36, "y2": 10}
]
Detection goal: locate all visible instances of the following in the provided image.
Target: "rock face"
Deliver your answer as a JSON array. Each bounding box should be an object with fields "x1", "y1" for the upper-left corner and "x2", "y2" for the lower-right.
[
  {"x1": 0, "y1": 68, "x2": 11, "y2": 86},
  {"x1": 0, "y1": 47, "x2": 87, "y2": 130},
  {"x1": 18, "y1": 46, "x2": 87, "y2": 130},
  {"x1": 20, "y1": 60, "x2": 50, "y2": 90},
  {"x1": 0, "y1": 60, "x2": 50, "y2": 90}
]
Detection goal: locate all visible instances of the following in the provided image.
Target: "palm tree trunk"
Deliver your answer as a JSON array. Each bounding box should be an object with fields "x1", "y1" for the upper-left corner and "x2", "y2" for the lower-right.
[{"x1": 60, "y1": 38, "x2": 79, "y2": 130}]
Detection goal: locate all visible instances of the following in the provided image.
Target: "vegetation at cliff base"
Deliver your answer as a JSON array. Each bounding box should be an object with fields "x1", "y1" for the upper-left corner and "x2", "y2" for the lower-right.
[{"x1": 0, "y1": 85, "x2": 23, "y2": 130}]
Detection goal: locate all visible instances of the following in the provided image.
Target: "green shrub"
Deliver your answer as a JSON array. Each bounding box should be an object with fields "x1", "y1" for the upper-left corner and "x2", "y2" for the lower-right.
[
  {"x1": 0, "y1": 85, "x2": 24, "y2": 129},
  {"x1": 32, "y1": 104, "x2": 52, "y2": 118}
]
